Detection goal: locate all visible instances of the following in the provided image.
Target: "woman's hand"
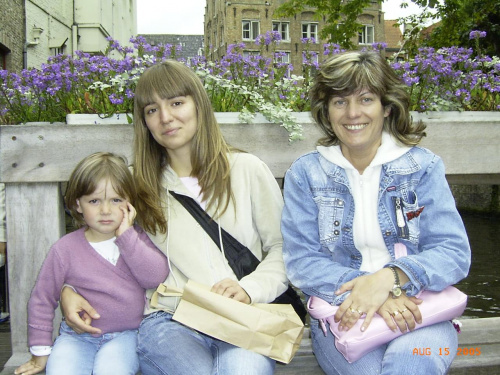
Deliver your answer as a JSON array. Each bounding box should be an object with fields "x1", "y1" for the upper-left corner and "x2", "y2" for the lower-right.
[
  {"x1": 60, "y1": 286, "x2": 102, "y2": 335},
  {"x1": 14, "y1": 355, "x2": 48, "y2": 375},
  {"x1": 377, "y1": 294, "x2": 423, "y2": 332},
  {"x1": 211, "y1": 278, "x2": 251, "y2": 304},
  {"x1": 333, "y1": 268, "x2": 395, "y2": 332},
  {"x1": 116, "y1": 202, "x2": 136, "y2": 237}
]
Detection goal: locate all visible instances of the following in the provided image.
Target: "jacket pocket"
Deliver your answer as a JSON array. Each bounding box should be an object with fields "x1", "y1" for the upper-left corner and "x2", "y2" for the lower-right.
[
  {"x1": 398, "y1": 191, "x2": 422, "y2": 245},
  {"x1": 314, "y1": 196, "x2": 345, "y2": 246}
]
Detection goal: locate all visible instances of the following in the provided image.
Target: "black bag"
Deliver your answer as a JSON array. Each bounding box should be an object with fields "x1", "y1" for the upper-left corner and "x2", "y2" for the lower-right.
[{"x1": 170, "y1": 191, "x2": 307, "y2": 323}]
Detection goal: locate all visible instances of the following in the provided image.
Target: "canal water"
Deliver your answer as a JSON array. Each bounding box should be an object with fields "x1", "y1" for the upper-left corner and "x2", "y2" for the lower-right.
[{"x1": 456, "y1": 211, "x2": 500, "y2": 318}]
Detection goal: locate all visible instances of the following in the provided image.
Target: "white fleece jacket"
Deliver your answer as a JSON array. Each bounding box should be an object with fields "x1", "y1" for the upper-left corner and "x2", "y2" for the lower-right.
[
  {"x1": 145, "y1": 152, "x2": 288, "y2": 314},
  {"x1": 317, "y1": 132, "x2": 411, "y2": 272}
]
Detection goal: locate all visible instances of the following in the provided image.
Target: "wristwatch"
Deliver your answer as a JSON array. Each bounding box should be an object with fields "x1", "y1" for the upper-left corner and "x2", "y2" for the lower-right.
[{"x1": 389, "y1": 267, "x2": 402, "y2": 298}]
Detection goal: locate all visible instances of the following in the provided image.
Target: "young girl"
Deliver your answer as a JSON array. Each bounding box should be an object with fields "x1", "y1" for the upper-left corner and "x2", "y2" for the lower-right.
[
  {"x1": 15, "y1": 152, "x2": 169, "y2": 375},
  {"x1": 61, "y1": 61, "x2": 289, "y2": 375}
]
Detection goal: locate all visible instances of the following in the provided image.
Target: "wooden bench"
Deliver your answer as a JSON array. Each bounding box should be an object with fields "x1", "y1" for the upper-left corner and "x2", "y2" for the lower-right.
[
  {"x1": 2, "y1": 318, "x2": 500, "y2": 374},
  {"x1": 1, "y1": 111, "x2": 500, "y2": 373}
]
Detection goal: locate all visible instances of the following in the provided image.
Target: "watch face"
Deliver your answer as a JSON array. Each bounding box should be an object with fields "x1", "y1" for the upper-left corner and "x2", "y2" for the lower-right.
[{"x1": 392, "y1": 287, "x2": 402, "y2": 297}]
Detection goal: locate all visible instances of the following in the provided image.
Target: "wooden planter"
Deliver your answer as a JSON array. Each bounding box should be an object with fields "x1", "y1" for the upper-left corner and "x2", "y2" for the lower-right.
[{"x1": 0, "y1": 111, "x2": 499, "y2": 366}]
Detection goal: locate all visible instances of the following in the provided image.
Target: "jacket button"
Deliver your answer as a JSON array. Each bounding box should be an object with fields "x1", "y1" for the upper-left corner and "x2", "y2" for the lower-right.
[
  {"x1": 385, "y1": 231, "x2": 391, "y2": 236},
  {"x1": 334, "y1": 220, "x2": 340, "y2": 226},
  {"x1": 334, "y1": 230, "x2": 340, "y2": 235}
]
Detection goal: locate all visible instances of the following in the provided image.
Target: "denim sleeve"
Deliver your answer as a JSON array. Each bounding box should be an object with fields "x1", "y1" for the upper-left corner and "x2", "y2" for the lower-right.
[
  {"x1": 387, "y1": 155, "x2": 471, "y2": 295},
  {"x1": 281, "y1": 164, "x2": 366, "y2": 303}
]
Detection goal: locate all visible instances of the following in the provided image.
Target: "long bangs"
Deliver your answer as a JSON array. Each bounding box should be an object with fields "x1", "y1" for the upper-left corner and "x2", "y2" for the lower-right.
[
  {"x1": 135, "y1": 63, "x2": 195, "y2": 111},
  {"x1": 325, "y1": 62, "x2": 386, "y2": 99}
]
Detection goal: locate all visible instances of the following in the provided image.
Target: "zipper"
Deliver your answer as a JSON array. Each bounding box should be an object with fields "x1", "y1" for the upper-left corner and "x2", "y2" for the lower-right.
[{"x1": 393, "y1": 196, "x2": 409, "y2": 239}]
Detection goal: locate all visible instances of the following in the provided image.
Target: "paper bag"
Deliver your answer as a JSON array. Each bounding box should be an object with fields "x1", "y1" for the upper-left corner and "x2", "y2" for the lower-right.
[{"x1": 152, "y1": 280, "x2": 304, "y2": 364}]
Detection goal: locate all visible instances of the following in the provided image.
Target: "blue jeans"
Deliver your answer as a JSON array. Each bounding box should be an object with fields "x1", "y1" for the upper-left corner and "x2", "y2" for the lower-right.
[
  {"x1": 310, "y1": 319, "x2": 458, "y2": 375},
  {"x1": 137, "y1": 311, "x2": 276, "y2": 375},
  {"x1": 46, "y1": 321, "x2": 139, "y2": 375}
]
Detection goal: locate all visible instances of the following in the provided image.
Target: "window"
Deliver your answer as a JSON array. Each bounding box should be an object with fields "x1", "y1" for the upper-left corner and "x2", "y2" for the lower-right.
[
  {"x1": 272, "y1": 21, "x2": 290, "y2": 41},
  {"x1": 51, "y1": 45, "x2": 66, "y2": 56},
  {"x1": 274, "y1": 51, "x2": 291, "y2": 76},
  {"x1": 275, "y1": 51, "x2": 290, "y2": 64},
  {"x1": 242, "y1": 20, "x2": 260, "y2": 41},
  {"x1": 0, "y1": 45, "x2": 8, "y2": 70},
  {"x1": 359, "y1": 25, "x2": 374, "y2": 44},
  {"x1": 302, "y1": 23, "x2": 318, "y2": 41},
  {"x1": 243, "y1": 50, "x2": 259, "y2": 59}
]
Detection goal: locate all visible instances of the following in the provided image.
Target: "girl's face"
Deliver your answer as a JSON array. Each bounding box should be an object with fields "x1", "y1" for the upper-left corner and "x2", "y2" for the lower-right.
[
  {"x1": 76, "y1": 178, "x2": 128, "y2": 242},
  {"x1": 143, "y1": 94, "x2": 198, "y2": 158},
  {"x1": 328, "y1": 89, "x2": 390, "y2": 163}
]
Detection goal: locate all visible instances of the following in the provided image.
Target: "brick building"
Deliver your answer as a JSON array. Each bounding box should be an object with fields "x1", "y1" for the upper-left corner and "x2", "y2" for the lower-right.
[
  {"x1": 204, "y1": 0, "x2": 386, "y2": 74},
  {"x1": 0, "y1": 0, "x2": 137, "y2": 71},
  {"x1": 0, "y1": 0, "x2": 25, "y2": 72},
  {"x1": 140, "y1": 34, "x2": 204, "y2": 61},
  {"x1": 384, "y1": 19, "x2": 403, "y2": 58}
]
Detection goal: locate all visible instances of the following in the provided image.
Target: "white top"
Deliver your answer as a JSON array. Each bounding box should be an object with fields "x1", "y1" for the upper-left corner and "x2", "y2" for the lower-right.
[
  {"x1": 317, "y1": 132, "x2": 411, "y2": 272},
  {"x1": 90, "y1": 237, "x2": 120, "y2": 265},
  {"x1": 180, "y1": 176, "x2": 206, "y2": 209}
]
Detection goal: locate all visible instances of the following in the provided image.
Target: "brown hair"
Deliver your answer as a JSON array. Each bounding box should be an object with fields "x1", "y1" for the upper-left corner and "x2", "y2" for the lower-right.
[
  {"x1": 65, "y1": 152, "x2": 136, "y2": 228},
  {"x1": 133, "y1": 60, "x2": 233, "y2": 234},
  {"x1": 310, "y1": 50, "x2": 426, "y2": 146}
]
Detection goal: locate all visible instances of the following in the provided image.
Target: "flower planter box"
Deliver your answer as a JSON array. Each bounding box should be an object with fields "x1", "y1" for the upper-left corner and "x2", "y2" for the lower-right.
[{"x1": 0, "y1": 111, "x2": 499, "y2": 367}]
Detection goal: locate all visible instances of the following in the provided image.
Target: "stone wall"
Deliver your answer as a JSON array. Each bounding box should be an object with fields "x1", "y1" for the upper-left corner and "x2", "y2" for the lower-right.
[{"x1": 451, "y1": 184, "x2": 500, "y2": 213}]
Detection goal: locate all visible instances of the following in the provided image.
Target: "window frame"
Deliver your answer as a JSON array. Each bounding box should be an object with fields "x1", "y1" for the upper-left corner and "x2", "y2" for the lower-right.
[
  {"x1": 272, "y1": 21, "x2": 290, "y2": 42},
  {"x1": 302, "y1": 22, "x2": 319, "y2": 42},
  {"x1": 242, "y1": 20, "x2": 260, "y2": 41},
  {"x1": 358, "y1": 25, "x2": 374, "y2": 45}
]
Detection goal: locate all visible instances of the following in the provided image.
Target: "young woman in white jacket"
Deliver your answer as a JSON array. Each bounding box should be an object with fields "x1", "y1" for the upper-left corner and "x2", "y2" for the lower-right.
[{"x1": 61, "y1": 60, "x2": 289, "y2": 375}]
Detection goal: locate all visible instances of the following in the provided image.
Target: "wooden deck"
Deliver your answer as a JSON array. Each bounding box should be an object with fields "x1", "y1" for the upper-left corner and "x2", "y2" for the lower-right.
[{"x1": 2, "y1": 317, "x2": 500, "y2": 374}]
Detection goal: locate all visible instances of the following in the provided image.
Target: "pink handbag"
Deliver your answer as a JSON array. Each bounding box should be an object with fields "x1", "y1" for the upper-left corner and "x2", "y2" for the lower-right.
[{"x1": 307, "y1": 244, "x2": 468, "y2": 363}]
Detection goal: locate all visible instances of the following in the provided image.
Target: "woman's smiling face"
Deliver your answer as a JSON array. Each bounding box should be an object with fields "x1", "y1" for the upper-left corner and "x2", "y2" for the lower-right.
[{"x1": 328, "y1": 89, "x2": 391, "y2": 161}]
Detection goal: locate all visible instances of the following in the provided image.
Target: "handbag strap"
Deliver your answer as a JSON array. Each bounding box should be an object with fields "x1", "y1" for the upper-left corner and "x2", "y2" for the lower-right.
[{"x1": 169, "y1": 191, "x2": 260, "y2": 279}]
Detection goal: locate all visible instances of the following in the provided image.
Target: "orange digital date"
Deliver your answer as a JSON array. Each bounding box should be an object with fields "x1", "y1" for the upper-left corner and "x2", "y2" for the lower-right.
[
  {"x1": 456, "y1": 347, "x2": 481, "y2": 356},
  {"x1": 412, "y1": 348, "x2": 482, "y2": 356}
]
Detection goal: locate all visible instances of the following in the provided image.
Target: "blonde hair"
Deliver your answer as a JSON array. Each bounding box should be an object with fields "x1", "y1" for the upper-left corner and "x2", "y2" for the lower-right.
[
  {"x1": 133, "y1": 60, "x2": 233, "y2": 234},
  {"x1": 65, "y1": 152, "x2": 137, "y2": 228},
  {"x1": 310, "y1": 51, "x2": 426, "y2": 146}
]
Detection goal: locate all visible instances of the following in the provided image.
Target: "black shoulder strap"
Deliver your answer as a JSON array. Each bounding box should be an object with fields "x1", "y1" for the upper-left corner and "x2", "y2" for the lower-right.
[{"x1": 169, "y1": 191, "x2": 260, "y2": 279}]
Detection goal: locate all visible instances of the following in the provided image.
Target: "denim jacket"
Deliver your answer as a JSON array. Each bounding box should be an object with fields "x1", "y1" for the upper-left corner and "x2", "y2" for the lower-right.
[{"x1": 281, "y1": 147, "x2": 471, "y2": 304}]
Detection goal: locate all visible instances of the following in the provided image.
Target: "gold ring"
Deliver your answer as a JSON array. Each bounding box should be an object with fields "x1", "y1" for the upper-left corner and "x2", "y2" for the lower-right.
[
  {"x1": 401, "y1": 308, "x2": 408, "y2": 314},
  {"x1": 350, "y1": 308, "x2": 357, "y2": 314},
  {"x1": 357, "y1": 309, "x2": 364, "y2": 315},
  {"x1": 393, "y1": 310, "x2": 399, "y2": 316}
]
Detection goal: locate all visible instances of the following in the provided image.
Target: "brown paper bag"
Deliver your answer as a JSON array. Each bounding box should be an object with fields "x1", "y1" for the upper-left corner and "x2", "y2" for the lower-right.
[{"x1": 152, "y1": 280, "x2": 304, "y2": 364}]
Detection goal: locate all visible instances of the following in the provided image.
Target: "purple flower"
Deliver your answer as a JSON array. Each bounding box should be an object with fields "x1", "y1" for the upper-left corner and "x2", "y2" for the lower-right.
[{"x1": 469, "y1": 30, "x2": 487, "y2": 39}]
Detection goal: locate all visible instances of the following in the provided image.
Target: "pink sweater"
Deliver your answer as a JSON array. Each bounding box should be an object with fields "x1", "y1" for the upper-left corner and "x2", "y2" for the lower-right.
[{"x1": 28, "y1": 226, "x2": 169, "y2": 346}]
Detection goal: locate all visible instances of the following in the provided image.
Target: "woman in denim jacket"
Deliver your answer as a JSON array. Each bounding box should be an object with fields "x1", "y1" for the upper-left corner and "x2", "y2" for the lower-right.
[{"x1": 281, "y1": 51, "x2": 471, "y2": 374}]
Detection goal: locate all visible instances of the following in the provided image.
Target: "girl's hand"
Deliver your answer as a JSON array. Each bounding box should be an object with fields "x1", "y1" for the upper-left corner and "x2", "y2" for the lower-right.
[
  {"x1": 377, "y1": 294, "x2": 423, "y2": 333},
  {"x1": 334, "y1": 268, "x2": 395, "y2": 332},
  {"x1": 211, "y1": 278, "x2": 251, "y2": 304},
  {"x1": 14, "y1": 355, "x2": 48, "y2": 375},
  {"x1": 116, "y1": 202, "x2": 136, "y2": 237}
]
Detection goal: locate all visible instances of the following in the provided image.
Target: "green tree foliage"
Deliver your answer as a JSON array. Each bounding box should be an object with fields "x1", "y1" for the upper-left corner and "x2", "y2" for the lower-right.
[
  {"x1": 274, "y1": 0, "x2": 383, "y2": 48},
  {"x1": 422, "y1": 0, "x2": 499, "y2": 56}
]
